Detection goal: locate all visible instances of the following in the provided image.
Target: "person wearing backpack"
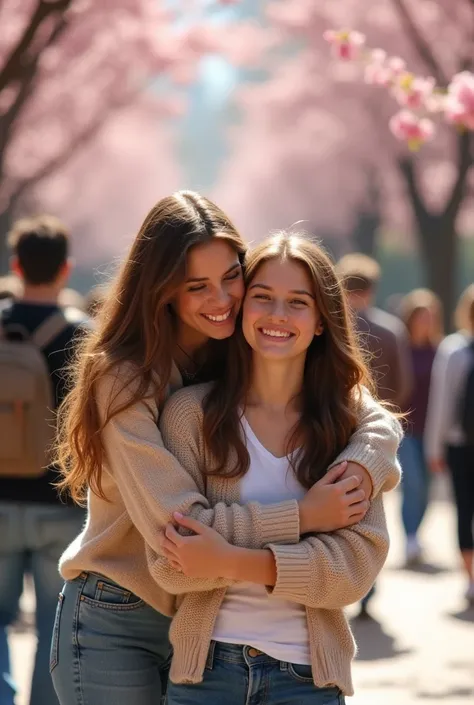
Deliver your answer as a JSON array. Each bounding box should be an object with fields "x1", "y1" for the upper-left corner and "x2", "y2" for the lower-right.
[
  {"x1": 425, "y1": 284, "x2": 474, "y2": 607},
  {"x1": 0, "y1": 216, "x2": 87, "y2": 705}
]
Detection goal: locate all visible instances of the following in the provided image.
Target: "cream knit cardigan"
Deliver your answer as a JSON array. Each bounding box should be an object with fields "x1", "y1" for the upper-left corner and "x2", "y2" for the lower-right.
[{"x1": 60, "y1": 366, "x2": 402, "y2": 694}]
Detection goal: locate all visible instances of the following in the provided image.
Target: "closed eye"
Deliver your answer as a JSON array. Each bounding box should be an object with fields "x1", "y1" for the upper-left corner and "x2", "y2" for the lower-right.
[
  {"x1": 253, "y1": 293, "x2": 271, "y2": 301},
  {"x1": 290, "y1": 299, "x2": 308, "y2": 306},
  {"x1": 187, "y1": 284, "x2": 207, "y2": 293},
  {"x1": 225, "y1": 270, "x2": 241, "y2": 282}
]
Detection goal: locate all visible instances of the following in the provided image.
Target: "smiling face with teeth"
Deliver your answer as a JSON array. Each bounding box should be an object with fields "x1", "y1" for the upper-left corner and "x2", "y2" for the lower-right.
[
  {"x1": 242, "y1": 257, "x2": 322, "y2": 362},
  {"x1": 173, "y1": 238, "x2": 245, "y2": 348}
]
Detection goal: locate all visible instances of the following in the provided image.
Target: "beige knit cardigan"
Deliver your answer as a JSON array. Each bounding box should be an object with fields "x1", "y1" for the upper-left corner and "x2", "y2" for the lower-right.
[{"x1": 60, "y1": 366, "x2": 402, "y2": 694}]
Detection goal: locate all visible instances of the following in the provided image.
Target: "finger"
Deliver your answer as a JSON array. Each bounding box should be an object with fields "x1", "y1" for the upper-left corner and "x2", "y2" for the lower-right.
[
  {"x1": 162, "y1": 537, "x2": 181, "y2": 558},
  {"x1": 169, "y1": 560, "x2": 183, "y2": 572},
  {"x1": 173, "y1": 512, "x2": 207, "y2": 535},
  {"x1": 348, "y1": 500, "x2": 370, "y2": 519},
  {"x1": 165, "y1": 524, "x2": 184, "y2": 546},
  {"x1": 336, "y1": 475, "x2": 362, "y2": 494},
  {"x1": 345, "y1": 488, "x2": 366, "y2": 505},
  {"x1": 319, "y1": 462, "x2": 348, "y2": 485}
]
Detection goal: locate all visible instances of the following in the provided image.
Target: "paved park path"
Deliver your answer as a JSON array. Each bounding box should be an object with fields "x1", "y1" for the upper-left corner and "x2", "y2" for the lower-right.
[{"x1": 9, "y1": 476, "x2": 474, "y2": 705}]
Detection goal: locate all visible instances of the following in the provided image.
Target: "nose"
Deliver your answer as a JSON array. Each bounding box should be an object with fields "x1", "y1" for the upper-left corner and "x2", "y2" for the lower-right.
[
  {"x1": 210, "y1": 285, "x2": 231, "y2": 308},
  {"x1": 269, "y1": 299, "x2": 288, "y2": 322}
]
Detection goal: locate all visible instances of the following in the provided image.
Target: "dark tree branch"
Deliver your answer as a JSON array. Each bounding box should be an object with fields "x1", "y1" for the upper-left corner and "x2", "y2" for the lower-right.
[
  {"x1": 0, "y1": 12, "x2": 69, "y2": 173},
  {"x1": 0, "y1": 0, "x2": 72, "y2": 93},
  {"x1": 8, "y1": 92, "x2": 138, "y2": 208},
  {"x1": 398, "y1": 156, "x2": 431, "y2": 242},
  {"x1": 390, "y1": 0, "x2": 450, "y2": 86}
]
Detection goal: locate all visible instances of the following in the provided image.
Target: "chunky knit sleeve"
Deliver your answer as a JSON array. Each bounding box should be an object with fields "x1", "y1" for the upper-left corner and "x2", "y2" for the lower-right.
[
  {"x1": 328, "y1": 388, "x2": 403, "y2": 497},
  {"x1": 266, "y1": 494, "x2": 389, "y2": 609},
  {"x1": 96, "y1": 371, "x2": 300, "y2": 575}
]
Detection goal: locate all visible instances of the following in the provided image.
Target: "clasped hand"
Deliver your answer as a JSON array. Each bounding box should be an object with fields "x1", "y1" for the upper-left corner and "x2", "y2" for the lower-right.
[{"x1": 161, "y1": 461, "x2": 371, "y2": 578}]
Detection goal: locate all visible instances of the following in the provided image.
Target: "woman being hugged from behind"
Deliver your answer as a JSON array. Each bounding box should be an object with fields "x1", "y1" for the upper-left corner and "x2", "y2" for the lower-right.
[
  {"x1": 52, "y1": 193, "x2": 401, "y2": 705},
  {"x1": 160, "y1": 232, "x2": 402, "y2": 705}
]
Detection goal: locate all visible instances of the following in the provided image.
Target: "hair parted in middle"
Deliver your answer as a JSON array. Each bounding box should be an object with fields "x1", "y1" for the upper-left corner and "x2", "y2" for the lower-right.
[{"x1": 203, "y1": 231, "x2": 377, "y2": 489}]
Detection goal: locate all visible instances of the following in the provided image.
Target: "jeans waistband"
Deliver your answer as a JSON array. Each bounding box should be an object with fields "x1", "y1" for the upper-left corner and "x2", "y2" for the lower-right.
[
  {"x1": 207, "y1": 641, "x2": 283, "y2": 667},
  {"x1": 71, "y1": 571, "x2": 138, "y2": 603}
]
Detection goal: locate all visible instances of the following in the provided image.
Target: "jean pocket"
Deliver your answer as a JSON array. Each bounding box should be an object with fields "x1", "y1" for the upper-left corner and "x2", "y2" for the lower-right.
[
  {"x1": 286, "y1": 662, "x2": 314, "y2": 683},
  {"x1": 49, "y1": 592, "x2": 64, "y2": 673},
  {"x1": 81, "y1": 577, "x2": 145, "y2": 611}
]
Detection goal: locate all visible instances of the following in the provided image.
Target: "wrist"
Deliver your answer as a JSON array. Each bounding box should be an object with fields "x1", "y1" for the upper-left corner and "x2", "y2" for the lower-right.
[
  {"x1": 298, "y1": 501, "x2": 317, "y2": 534},
  {"x1": 221, "y1": 544, "x2": 244, "y2": 580}
]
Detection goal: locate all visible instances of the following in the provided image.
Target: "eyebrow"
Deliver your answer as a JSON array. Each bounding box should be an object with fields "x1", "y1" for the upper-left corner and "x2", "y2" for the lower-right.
[
  {"x1": 186, "y1": 262, "x2": 241, "y2": 284},
  {"x1": 249, "y1": 283, "x2": 314, "y2": 298}
]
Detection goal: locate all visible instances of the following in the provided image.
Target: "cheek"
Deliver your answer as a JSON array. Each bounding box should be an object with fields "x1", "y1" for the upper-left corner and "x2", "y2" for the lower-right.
[
  {"x1": 242, "y1": 298, "x2": 259, "y2": 338},
  {"x1": 175, "y1": 292, "x2": 200, "y2": 320},
  {"x1": 230, "y1": 279, "x2": 245, "y2": 307}
]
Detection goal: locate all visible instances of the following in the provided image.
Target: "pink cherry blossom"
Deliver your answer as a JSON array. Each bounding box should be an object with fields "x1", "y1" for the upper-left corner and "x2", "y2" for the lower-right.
[
  {"x1": 323, "y1": 29, "x2": 365, "y2": 61},
  {"x1": 392, "y1": 74, "x2": 435, "y2": 110},
  {"x1": 389, "y1": 109, "x2": 435, "y2": 150},
  {"x1": 445, "y1": 71, "x2": 474, "y2": 130}
]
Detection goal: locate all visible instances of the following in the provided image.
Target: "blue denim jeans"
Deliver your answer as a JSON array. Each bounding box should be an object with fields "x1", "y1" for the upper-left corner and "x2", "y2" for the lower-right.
[
  {"x1": 166, "y1": 641, "x2": 345, "y2": 705},
  {"x1": 399, "y1": 435, "x2": 430, "y2": 538},
  {"x1": 0, "y1": 501, "x2": 85, "y2": 705},
  {"x1": 51, "y1": 572, "x2": 172, "y2": 705}
]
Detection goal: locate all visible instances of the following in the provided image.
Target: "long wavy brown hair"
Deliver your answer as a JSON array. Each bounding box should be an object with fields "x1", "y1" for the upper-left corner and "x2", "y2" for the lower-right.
[
  {"x1": 56, "y1": 191, "x2": 246, "y2": 504},
  {"x1": 203, "y1": 232, "x2": 377, "y2": 488}
]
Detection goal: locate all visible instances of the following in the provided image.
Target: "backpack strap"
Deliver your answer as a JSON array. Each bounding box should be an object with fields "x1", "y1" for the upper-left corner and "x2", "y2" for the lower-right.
[{"x1": 31, "y1": 310, "x2": 69, "y2": 350}]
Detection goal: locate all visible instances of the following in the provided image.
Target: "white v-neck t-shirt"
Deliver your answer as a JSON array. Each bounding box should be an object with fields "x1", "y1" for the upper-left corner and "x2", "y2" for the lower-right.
[{"x1": 212, "y1": 416, "x2": 311, "y2": 665}]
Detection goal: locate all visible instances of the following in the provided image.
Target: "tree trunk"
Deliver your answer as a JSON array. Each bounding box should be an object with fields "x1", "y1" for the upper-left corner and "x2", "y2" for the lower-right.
[
  {"x1": 416, "y1": 214, "x2": 458, "y2": 333},
  {"x1": 352, "y1": 208, "x2": 380, "y2": 256},
  {"x1": 0, "y1": 204, "x2": 14, "y2": 274}
]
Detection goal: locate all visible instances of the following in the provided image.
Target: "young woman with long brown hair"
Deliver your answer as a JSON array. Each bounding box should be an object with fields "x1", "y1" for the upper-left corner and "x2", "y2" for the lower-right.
[
  {"x1": 159, "y1": 232, "x2": 402, "y2": 705},
  {"x1": 51, "y1": 195, "x2": 401, "y2": 705}
]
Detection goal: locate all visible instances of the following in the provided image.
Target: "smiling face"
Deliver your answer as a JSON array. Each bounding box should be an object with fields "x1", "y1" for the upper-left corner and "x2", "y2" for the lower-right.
[
  {"x1": 242, "y1": 257, "x2": 323, "y2": 362},
  {"x1": 173, "y1": 238, "x2": 245, "y2": 346}
]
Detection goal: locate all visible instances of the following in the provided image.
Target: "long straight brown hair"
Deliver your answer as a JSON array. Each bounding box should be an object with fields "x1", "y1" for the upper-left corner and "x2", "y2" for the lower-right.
[
  {"x1": 56, "y1": 191, "x2": 246, "y2": 504},
  {"x1": 203, "y1": 231, "x2": 378, "y2": 488}
]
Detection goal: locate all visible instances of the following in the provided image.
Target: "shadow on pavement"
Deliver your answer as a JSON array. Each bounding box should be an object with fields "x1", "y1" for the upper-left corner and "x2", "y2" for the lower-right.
[
  {"x1": 350, "y1": 615, "x2": 412, "y2": 661},
  {"x1": 417, "y1": 686, "x2": 474, "y2": 699},
  {"x1": 448, "y1": 605, "x2": 474, "y2": 623},
  {"x1": 397, "y1": 561, "x2": 450, "y2": 576}
]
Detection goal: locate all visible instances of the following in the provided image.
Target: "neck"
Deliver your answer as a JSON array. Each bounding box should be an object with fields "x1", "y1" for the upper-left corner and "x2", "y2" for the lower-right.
[
  {"x1": 411, "y1": 333, "x2": 430, "y2": 347},
  {"x1": 176, "y1": 324, "x2": 209, "y2": 358},
  {"x1": 20, "y1": 284, "x2": 60, "y2": 305},
  {"x1": 247, "y1": 354, "x2": 305, "y2": 412}
]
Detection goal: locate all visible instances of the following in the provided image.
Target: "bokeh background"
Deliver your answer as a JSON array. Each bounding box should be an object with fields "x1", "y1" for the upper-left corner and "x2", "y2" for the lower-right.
[{"x1": 1, "y1": 0, "x2": 473, "y2": 326}]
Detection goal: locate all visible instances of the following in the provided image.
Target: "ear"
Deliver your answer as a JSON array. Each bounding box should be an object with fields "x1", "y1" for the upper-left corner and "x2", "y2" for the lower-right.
[
  {"x1": 10, "y1": 256, "x2": 22, "y2": 278},
  {"x1": 315, "y1": 320, "x2": 324, "y2": 336},
  {"x1": 58, "y1": 258, "x2": 73, "y2": 284}
]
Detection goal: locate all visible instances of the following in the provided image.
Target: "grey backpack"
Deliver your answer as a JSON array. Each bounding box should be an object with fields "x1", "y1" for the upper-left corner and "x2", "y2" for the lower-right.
[{"x1": 0, "y1": 311, "x2": 69, "y2": 477}]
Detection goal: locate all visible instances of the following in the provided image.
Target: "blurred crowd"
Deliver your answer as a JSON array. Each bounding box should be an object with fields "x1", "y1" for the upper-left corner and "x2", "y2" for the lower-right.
[{"x1": 0, "y1": 215, "x2": 473, "y2": 705}]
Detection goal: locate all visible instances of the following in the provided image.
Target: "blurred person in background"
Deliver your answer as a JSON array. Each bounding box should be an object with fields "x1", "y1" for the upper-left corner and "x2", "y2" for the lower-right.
[
  {"x1": 0, "y1": 216, "x2": 87, "y2": 705},
  {"x1": 337, "y1": 253, "x2": 413, "y2": 618},
  {"x1": 425, "y1": 284, "x2": 474, "y2": 606},
  {"x1": 51, "y1": 193, "x2": 401, "y2": 705},
  {"x1": 398, "y1": 289, "x2": 443, "y2": 566},
  {"x1": 0, "y1": 274, "x2": 22, "y2": 304}
]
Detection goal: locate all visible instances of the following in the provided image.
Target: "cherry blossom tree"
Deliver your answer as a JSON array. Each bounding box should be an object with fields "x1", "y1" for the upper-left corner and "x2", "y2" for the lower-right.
[
  {"x1": 0, "y1": 0, "x2": 225, "y2": 268},
  {"x1": 217, "y1": 0, "x2": 474, "y2": 325}
]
